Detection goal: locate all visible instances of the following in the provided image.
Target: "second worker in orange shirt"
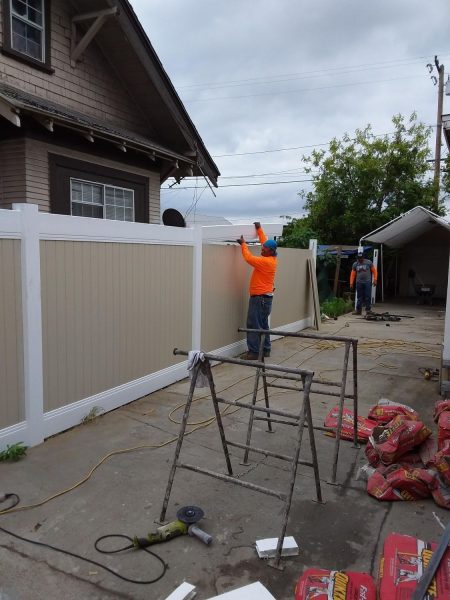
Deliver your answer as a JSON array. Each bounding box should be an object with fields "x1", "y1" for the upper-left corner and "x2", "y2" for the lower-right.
[{"x1": 236, "y1": 222, "x2": 278, "y2": 360}]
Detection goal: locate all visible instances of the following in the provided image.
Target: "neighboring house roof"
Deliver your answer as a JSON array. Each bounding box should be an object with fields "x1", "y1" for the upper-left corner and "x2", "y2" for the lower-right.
[
  {"x1": 185, "y1": 214, "x2": 233, "y2": 226},
  {"x1": 0, "y1": 0, "x2": 220, "y2": 186},
  {"x1": 361, "y1": 206, "x2": 450, "y2": 248}
]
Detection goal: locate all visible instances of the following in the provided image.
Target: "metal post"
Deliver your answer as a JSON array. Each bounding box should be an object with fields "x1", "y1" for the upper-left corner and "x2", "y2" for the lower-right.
[
  {"x1": 352, "y1": 340, "x2": 360, "y2": 449},
  {"x1": 242, "y1": 335, "x2": 267, "y2": 465},
  {"x1": 330, "y1": 342, "x2": 350, "y2": 484}
]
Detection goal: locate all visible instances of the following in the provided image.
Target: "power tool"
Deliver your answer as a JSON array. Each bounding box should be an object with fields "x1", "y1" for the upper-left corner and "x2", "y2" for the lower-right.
[{"x1": 133, "y1": 505, "x2": 212, "y2": 548}]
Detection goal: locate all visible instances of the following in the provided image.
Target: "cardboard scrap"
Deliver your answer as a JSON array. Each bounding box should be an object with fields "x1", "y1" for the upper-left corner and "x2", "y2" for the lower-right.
[{"x1": 255, "y1": 536, "x2": 299, "y2": 558}]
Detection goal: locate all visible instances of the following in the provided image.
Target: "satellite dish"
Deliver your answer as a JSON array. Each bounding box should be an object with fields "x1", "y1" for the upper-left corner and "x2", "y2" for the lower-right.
[{"x1": 162, "y1": 208, "x2": 186, "y2": 227}]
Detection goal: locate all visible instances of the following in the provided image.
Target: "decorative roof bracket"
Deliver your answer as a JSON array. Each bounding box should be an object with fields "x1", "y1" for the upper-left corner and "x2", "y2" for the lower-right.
[
  {"x1": 71, "y1": 6, "x2": 119, "y2": 65},
  {"x1": 0, "y1": 97, "x2": 21, "y2": 127}
]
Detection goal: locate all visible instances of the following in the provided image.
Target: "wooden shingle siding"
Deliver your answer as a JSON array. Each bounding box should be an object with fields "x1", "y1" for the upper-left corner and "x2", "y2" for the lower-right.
[
  {"x1": 25, "y1": 139, "x2": 160, "y2": 220},
  {"x1": 0, "y1": 0, "x2": 149, "y2": 133},
  {"x1": 0, "y1": 139, "x2": 27, "y2": 207}
]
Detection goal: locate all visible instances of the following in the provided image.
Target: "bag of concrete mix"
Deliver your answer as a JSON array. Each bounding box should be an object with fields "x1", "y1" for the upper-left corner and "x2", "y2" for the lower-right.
[
  {"x1": 323, "y1": 406, "x2": 377, "y2": 442},
  {"x1": 368, "y1": 399, "x2": 419, "y2": 425},
  {"x1": 378, "y1": 532, "x2": 450, "y2": 599},
  {"x1": 367, "y1": 464, "x2": 435, "y2": 502},
  {"x1": 419, "y1": 436, "x2": 438, "y2": 467},
  {"x1": 434, "y1": 399, "x2": 450, "y2": 422},
  {"x1": 438, "y1": 411, "x2": 450, "y2": 450},
  {"x1": 295, "y1": 568, "x2": 376, "y2": 600},
  {"x1": 428, "y1": 439, "x2": 450, "y2": 484},
  {"x1": 369, "y1": 415, "x2": 431, "y2": 464},
  {"x1": 431, "y1": 473, "x2": 450, "y2": 509}
]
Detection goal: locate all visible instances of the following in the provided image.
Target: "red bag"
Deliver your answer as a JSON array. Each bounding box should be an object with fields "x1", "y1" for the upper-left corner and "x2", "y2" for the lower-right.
[
  {"x1": 367, "y1": 464, "x2": 435, "y2": 502},
  {"x1": 428, "y1": 439, "x2": 450, "y2": 484},
  {"x1": 365, "y1": 440, "x2": 380, "y2": 467},
  {"x1": 419, "y1": 436, "x2": 438, "y2": 467},
  {"x1": 379, "y1": 532, "x2": 450, "y2": 599},
  {"x1": 324, "y1": 406, "x2": 377, "y2": 443},
  {"x1": 369, "y1": 416, "x2": 431, "y2": 465},
  {"x1": 434, "y1": 400, "x2": 450, "y2": 422},
  {"x1": 295, "y1": 568, "x2": 376, "y2": 600},
  {"x1": 438, "y1": 411, "x2": 450, "y2": 450},
  {"x1": 368, "y1": 399, "x2": 419, "y2": 425},
  {"x1": 431, "y1": 473, "x2": 450, "y2": 509}
]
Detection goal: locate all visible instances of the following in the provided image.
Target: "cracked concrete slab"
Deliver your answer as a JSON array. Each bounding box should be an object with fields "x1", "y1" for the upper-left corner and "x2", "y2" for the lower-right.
[{"x1": 0, "y1": 303, "x2": 447, "y2": 599}]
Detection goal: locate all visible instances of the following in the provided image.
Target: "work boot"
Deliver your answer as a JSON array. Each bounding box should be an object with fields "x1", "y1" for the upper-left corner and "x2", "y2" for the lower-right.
[
  {"x1": 242, "y1": 352, "x2": 259, "y2": 360},
  {"x1": 264, "y1": 350, "x2": 271, "y2": 358},
  {"x1": 352, "y1": 310, "x2": 362, "y2": 315}
]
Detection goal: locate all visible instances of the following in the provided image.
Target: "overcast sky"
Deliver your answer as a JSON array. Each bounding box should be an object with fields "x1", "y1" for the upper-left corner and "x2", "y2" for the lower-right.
[{"x1": 131, "y1": 0, "x2": 450, "y2": 224}]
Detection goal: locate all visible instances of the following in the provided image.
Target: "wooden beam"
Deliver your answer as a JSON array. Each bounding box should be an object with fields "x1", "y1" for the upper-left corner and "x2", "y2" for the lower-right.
[
  {"x1": 71, "y1": 7, "x2": 118, "y2": 63},
  {"x1": 0, "y1": 98, "x2": 21, "y2": 127}
]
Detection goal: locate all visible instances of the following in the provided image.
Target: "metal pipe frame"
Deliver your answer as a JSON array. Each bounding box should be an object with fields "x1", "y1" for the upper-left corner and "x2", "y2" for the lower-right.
[
  {"x1": 160, "y1": 351, "x2": 322, "y2": 568},
  {"x1": 238, "y1": 328, "x2": 360, "y2": 484}
]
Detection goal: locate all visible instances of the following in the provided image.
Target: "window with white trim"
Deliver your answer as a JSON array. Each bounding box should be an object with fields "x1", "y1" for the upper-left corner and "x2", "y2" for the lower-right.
[
  {"x1": 70, "y1": 179, "x2": 135, "y2": 222},
  {"x1": 10, "y1": 0, "x2": 45, "y2": 61}
]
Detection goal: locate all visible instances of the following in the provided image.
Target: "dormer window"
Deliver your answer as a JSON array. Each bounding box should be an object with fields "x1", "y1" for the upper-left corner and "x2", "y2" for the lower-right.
[{"x1": 2, "y1": 0, "x2": 52, "y2": 71}]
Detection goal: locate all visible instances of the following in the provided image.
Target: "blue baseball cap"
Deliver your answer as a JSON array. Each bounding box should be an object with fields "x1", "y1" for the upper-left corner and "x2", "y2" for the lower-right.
[{"x1": 263, "y1": 239, "x2": 277, "y2": 255}]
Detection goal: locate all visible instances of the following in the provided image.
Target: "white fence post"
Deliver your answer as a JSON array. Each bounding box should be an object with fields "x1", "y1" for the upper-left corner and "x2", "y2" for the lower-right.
[
  {"x1": 13, "y1": 203, "x2": 44, "y2": 446},
  {"x1": 191, "y1": 225, "x2": 203, "y2": 350},
  {"x1": 309, "y1": 238, "x2": 317, "y2": 268}
]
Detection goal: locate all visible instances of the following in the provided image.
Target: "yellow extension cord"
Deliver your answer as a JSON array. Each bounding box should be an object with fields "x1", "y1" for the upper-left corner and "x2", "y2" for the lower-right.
[{"x1": 0, "y1": 334, "x2": 439, "y2": 516}]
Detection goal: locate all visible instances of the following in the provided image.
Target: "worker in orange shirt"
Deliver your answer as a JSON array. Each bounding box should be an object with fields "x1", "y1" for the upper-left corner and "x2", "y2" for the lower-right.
[{"x1": 236, "y1": 222, "x2": 278, "y2": 360}]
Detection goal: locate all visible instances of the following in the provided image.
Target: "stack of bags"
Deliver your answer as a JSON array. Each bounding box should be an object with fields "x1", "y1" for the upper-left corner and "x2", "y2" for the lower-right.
[
  {"x1": 324, "y1": 399, "x2": 450, "y2": 507},
  {"x1": 294, "y1": 531, "x2": 450, "y2": 599}
]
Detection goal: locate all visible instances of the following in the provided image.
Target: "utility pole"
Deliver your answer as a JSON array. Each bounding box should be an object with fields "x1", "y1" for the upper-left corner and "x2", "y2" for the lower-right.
[{"x1": 433, "y1": 56, "x2": 444, "y2": 213}]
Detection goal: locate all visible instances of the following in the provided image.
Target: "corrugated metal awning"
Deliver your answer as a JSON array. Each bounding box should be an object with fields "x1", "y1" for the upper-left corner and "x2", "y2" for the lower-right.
[{"x1": 361, "y1": 206, "x2": 450, "y2": 248}]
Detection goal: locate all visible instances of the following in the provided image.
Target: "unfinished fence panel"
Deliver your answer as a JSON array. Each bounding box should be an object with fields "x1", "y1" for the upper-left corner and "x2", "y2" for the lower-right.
[
  {"x1": 239, "y1": 328, "x2": 359, "y2": 484},
  {"x1": 160, "y1": 349, "x2": 322, "y2": 568}
]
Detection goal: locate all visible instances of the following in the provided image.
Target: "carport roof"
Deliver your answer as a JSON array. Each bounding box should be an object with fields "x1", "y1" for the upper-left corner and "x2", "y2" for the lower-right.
[{"x1": 361, "y1": 206, "x2": 450, "y2": 248}]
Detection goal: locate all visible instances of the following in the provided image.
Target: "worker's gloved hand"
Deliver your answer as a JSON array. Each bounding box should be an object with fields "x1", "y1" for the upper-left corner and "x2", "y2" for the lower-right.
[
  {"x1": 350, "y1": 285, "x2": 354, "y2": 290},
  {"x1": 236, "y1": 236, "x2": 245, "y2": 245},
  {"x1": 254, "y1": 221, "x2": 261, "y2": 229},
  {"x1": 372, "y1": 282, "x2": 377, "y2": 287}
]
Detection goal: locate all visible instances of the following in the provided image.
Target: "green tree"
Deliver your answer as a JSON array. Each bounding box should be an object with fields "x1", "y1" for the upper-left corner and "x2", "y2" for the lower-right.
[{"x1": 287, "y1": 113, "x2": 444, "y2": 245}]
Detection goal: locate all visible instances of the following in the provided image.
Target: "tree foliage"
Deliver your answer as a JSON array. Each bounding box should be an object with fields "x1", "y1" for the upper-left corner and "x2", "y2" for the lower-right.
[{"x1": 281, "y1": 113, "x2": 445, "y2": 247}]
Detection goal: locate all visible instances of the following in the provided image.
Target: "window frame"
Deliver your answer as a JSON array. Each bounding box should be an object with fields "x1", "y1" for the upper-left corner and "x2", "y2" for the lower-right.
[
  {"x1": 70, "y1": 177, "x2": 136, "y2": 222},
  {"x1": 49, "y1": 154, "x2": 150, "y2": 224},
  {"x1": 2, "y1": 0, "x2": 53, "y2": 72}
]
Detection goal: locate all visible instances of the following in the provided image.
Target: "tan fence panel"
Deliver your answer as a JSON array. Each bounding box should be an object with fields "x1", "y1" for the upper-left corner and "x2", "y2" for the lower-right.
[
  {"x1": 0, "y1": 239, "x2": 24, "y2": 428},
  {"x1": 201, "y1": 244, "x2": 248, "y2": 351},
  {"x1": 41, "y1": 241, "x2": 193, "y2": 411},
  {"x1": 271, "y1": 248, "x2": 313, "y2": 328}
]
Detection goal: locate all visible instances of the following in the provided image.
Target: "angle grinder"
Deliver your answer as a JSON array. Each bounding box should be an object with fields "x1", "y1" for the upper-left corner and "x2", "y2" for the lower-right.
[{"x1": 133, "y1": 505, "x2": 212, "y2": 548}]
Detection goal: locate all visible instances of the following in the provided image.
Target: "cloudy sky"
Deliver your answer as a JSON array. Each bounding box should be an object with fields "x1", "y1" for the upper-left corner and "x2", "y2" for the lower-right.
[{"x1": 131, "y1": 0, "x2": 450, "y2": 224}]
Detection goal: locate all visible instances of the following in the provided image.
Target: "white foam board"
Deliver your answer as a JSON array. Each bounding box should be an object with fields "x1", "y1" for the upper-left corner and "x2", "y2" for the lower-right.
[
  {"x1": 206, "y1": 582, "x2": 276, "y2": 599},
  {"x1": 164, "y1": 581, "x2": 196, "y2": 600},
  {"x1": 255, "y1": 536, "x2": 299, "y2": 558}
]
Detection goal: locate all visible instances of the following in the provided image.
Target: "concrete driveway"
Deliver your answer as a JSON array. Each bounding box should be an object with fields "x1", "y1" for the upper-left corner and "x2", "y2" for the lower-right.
[{"x1": 0, "y1": 303, "x2": 448, "y2": 599}]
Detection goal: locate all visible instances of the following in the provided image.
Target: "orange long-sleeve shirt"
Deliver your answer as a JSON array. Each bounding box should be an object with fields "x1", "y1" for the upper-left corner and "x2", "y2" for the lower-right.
[
  {"x1": 241, "y1": 227, "x2": 277, "y2": 296},
  {"x1": 350, "y1": 259, "x2": 377, "y2": 286}
]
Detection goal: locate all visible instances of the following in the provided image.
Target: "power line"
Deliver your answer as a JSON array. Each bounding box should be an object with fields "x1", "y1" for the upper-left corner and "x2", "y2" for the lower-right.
[
  {"x1": 162, "y1": 179, "x2": 314, "y2": 190},
  {"x1": 184, "y1": 74, "x2": 424, "y2": 103},
  {"x1": 212, "y1": 125, "x2": 436, "y2": 158},
  {"x1": 179, "y1": 55, "x2": 444, "y2": 92}
]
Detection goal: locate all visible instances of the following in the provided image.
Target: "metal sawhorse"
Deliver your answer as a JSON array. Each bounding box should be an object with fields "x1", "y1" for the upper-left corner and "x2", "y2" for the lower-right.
[
  {"x1": 239, "y1": 328, "x2": 359, "y2": 484},
  {"x1": 160, "y1": 349, "x2": 323, "y2": 568}
]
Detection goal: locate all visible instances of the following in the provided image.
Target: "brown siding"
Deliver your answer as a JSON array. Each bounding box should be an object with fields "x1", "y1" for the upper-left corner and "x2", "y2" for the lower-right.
[
  {"x1": 23, "y1": 139, "x2": 160, "y2": 221},
  {"x1": 0, "y1": 138, "x2": 27, "y2": 207},
  {"x1": 0, "y1": 0, "x2": 149, "y2": 133}
]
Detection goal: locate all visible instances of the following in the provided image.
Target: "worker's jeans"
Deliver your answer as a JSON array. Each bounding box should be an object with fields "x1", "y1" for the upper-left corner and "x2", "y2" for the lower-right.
[
  {"x1": 246, "y1": 295, "x2": 273, "y2": 354},
  {"x1": 356, "y1": 280, "x2": 372, "y2": 311}
]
